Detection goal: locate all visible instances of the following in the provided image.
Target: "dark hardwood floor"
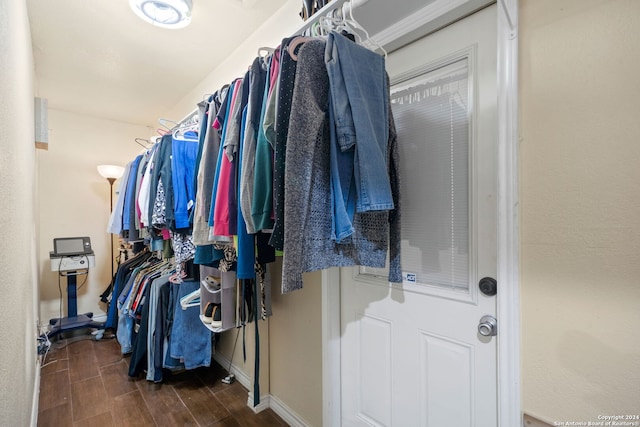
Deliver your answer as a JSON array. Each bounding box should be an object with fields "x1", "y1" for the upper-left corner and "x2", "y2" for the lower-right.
[{"x1": 37, "y1": 335, "x2": 287, "y2": 427}]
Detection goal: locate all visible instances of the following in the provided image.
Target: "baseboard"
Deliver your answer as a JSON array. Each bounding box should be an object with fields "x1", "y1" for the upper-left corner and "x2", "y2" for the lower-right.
[
  {"x1": 524, "y1": 413, "x2": 554, "y2": 427},
  {"x1": 247, "y1": 392, "x2": 271, "y2": 413},
  {"x1": 269, "y1": 394, "x2": 312, "y2": 427},
  {"x1": 30, "y1": 359, "x2": 41, "y2": 427},
  {"x1": 212, "y1": 351, "x2": 310, "y2": 424},
  {"x1": 212, "y1": 352, "x2": 271, "y2": 413}
]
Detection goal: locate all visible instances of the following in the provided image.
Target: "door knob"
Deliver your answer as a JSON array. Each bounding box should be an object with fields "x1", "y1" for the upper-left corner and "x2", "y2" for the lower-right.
[{"x1": 478, "y1": 315, "x2": 497, "y2": 337}]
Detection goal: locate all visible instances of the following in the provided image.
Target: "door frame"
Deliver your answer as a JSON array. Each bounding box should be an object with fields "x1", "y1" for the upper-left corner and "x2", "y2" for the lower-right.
[{"x1": 320, "y1": 0, "x2": 521, "y2": 426}]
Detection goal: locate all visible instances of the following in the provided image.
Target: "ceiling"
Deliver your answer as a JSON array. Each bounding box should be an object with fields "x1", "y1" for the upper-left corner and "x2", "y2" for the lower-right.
[
  {"x1": 26, "y1": 0, "x2": 461, "y2": 128},
  {"x1": 27, "y1": 0, "x2": 288, "y2": 126}
]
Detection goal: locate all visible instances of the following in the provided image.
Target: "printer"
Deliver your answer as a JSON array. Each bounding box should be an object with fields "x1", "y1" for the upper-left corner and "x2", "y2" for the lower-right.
[{"x1": 49, "y1": 236, "x2": 95, "y2": 271}]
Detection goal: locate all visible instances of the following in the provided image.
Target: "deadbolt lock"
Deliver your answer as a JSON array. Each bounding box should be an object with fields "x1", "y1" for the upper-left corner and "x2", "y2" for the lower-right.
[{"x1": 479, "y1": 277, "x2": 497, "y2": 296}]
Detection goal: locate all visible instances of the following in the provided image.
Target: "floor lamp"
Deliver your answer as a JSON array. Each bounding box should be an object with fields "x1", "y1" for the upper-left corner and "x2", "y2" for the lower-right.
[{"x1": 97, "y1": 165, "x2": 125, "y2": 278}]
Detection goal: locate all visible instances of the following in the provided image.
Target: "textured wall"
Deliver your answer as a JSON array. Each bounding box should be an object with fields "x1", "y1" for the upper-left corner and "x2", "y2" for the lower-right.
[
  {"x1": 269, "y1": 265, "x2": 323, "y2": 427},
  {"x1": 37, "y1": 109, "x2": 149, "y2": 324},
  {"x1": 0, "y1": 0, "x2": 39, "y2": 424},
  {"x1": 520, "y1": 0, "x2": 640, "y2": 421}
]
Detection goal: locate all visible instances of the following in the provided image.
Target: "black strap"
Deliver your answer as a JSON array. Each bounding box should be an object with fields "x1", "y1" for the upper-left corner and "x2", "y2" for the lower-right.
[{"x1": 253, "y1": 272, "x2": 261, "y2": 407}]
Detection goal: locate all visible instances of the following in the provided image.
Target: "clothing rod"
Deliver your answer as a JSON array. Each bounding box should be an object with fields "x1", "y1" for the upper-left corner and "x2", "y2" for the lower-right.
[
  {"x1": 167, "y1": 0, "x2": 371, "y2": 129},
  {"x1": 175, "y1": 108, "x2": 198, "y2": 128},
  {"x1": 292, "y1": 0, "x2": 369, "y2": 36}
]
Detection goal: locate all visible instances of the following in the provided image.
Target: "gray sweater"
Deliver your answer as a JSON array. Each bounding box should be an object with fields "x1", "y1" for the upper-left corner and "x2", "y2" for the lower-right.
[{"x1": 281, "y1": 39, "x2": 401, "y2": 293}]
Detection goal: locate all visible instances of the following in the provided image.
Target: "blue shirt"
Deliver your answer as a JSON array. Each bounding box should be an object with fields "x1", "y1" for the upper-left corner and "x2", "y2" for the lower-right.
[
  {"x1": 171, "y1": 130, "x2": 199, "y2": 230},
  {"x1": 122, "y1": 155, "x2": 142, "y2": 235}
]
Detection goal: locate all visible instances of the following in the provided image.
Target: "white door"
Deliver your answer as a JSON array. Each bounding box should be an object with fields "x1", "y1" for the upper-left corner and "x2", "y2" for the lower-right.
[{"x1": 341, "y1": 5, "x2": 498, "y2": 427}]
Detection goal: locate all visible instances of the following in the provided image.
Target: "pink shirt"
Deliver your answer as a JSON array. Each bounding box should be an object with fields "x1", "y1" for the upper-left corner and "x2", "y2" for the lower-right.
[{"x1": 212, "y1": 80, "x2": 242, "y2": 236}]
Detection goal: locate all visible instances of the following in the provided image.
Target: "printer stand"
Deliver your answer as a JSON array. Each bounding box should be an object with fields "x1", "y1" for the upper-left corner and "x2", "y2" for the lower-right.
[{"x1": 48, "y1": 270, "x2": 104, "y2": 340}]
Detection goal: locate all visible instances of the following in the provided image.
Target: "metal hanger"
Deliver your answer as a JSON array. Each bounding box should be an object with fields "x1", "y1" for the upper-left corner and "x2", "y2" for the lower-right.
[
  {"x1": 158, "y1": 118, "x2": 178, "y2": 131},
  {"x1": 134, "y1": 137, "x2": 151, "y2": 149}
]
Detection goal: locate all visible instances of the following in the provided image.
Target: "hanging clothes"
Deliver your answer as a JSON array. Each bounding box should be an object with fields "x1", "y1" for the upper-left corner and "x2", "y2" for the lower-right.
[
  {"x1": 107, "y1": 161, "x2": 132, "y2": 235},
  {"x1": 280, "y1": 38, "x2": 402, "y2": 293},
  {"x1": 212, "y1": 79, "x2": 243, "y2": 237},
  {"x1": 149, "y1": 134, "x2": 173, "y2": 231},
  {"x1": 171, "y1": 130, "x2": 199, "y2": 231},
  {"x1": 251, "y1": 54, "x2": 276, "y2": 233},
  {"x1": 104, "y1": 15, "x2": 400, "y2": 396},
  {"x1": 192, "y1": 93, "x2": 222, "y2": 245},
  {"x1": 325, "y1": 31, "x2": 393, "y2": 238},
  {"x1": 236, "y1": 71, "x2": 257, "y2": 280},
  {"x1": 269, "y1": 36, "x2": 299, "y2": 251},
  {"x1": 240, "y1": 56, "x2": 268, "y2": 235},
  {"x1": 104, "y1": 249, "x2": 152, "y2": 329},
  {"x1": 169, "y1": 280, "x2": 212, "y2": 370},
  {"x1": 145, "y1": 272, "x2": 172, "y2": 382},
  {"x1": 137, "y1": 143, "x2": 159, "y2": 229},
  {"x1": 207, "y1": 80, "x2": 236, "y2": 240},
  {"x1": 122, "y1": 155, "x2": 142, "y2": 241}
]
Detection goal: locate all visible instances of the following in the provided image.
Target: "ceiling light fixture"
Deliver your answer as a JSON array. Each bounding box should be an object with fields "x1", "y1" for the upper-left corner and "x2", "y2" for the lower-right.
[{"x1": 129, "y1": 0, "x2": 193, "y2": 29}]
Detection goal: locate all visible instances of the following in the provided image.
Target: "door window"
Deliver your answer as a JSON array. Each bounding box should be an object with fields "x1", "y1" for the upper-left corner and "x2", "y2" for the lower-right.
[{"x1": 360, "y1": 55, "x2": 474, "y2": 293}]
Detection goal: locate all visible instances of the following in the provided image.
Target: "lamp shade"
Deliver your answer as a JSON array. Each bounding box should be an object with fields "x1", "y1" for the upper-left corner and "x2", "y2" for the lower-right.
[
  {"x1": 129, "y1": 0, "x2": 192, "y2": 29},
  {"x1": 97, "y1": 165, "x2": 125, "y2": 180}
]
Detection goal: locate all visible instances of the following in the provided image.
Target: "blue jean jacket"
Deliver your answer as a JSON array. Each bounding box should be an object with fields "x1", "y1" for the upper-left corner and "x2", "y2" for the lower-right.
[{"x1": 325, "y1": 31, "x2": 393, "y2": 241}]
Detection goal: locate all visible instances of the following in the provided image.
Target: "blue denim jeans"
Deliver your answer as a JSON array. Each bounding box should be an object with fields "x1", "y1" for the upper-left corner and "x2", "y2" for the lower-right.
[
  {"x1": 169, "y1": 280, "x2": 211, "y2": 370},
  {"x1": 325, "y1": 31, "x2": 393, "y2": 223},
  {"x1": 116, "y1": 305, "x2": 134, "y2": 355},
  {"x1": 328, "y1": 93, "x2": 357, "y2": 242}
]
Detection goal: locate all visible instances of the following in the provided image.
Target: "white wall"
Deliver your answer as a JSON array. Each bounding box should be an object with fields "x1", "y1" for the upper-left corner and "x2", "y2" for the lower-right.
[
  {"x1": 0, "y1": 0, "x2": 39, "y2": 425},
  {"x1": 520, "y1": 0, "x2": 640, "y2": 421},
  {"x1": 37, "y1": 109, "x2": 150, "y2": 324}
]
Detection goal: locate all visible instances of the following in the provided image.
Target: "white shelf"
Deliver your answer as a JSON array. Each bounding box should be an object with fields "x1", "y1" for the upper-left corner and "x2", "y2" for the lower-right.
[{"x1": 199, "y1": 314, "x2": 230, "y2": 333}]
